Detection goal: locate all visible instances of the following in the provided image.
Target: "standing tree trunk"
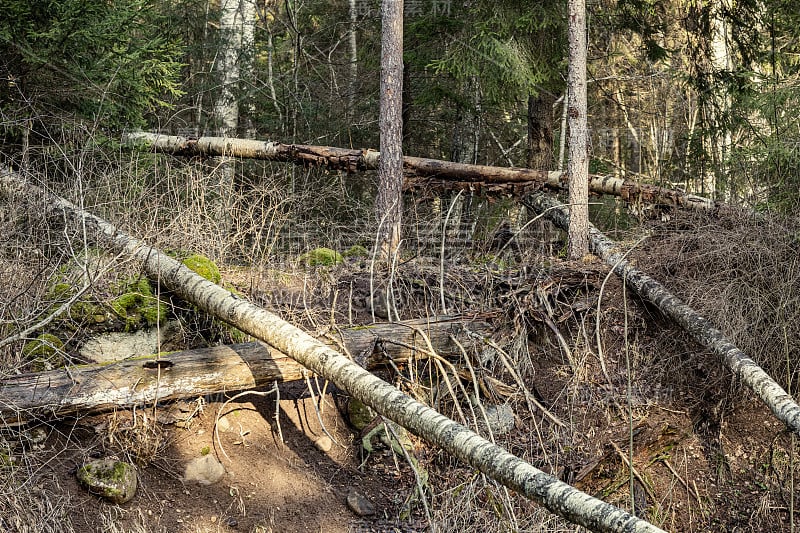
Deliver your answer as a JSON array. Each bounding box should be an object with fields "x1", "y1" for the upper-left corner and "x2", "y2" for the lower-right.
[
  {"x1": 527, "y1": 93, "x2": 556, "y2": 170},
  {"x1": 376, "y1": 0, "x2": 404, "y2": 259},
  {"x1": 213, "y1": 0, "x2": 241, "y2": 137},
  {"x1": 567, "y1": 0, "x2": 589, "y2": 259},
  {"x1": 212, "y1": 0, "x2": 254, "y2": 253},
  {"x1": 347, "y1": 0, "x2": 359, "y2": 118}
]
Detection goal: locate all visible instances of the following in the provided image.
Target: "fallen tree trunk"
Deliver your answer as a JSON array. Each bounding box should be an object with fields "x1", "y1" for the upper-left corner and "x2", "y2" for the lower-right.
[
  {"x1": 1, "y1": 167, "x2": 664, "y2": 533},
  {"x1": 0, "y1": 316, "x2": 492, "y2": 423},
  {"x1": 124, "y1": 131, "x2": 719, "y2": 212},
  {"x1": 525, "y1": 193, "x2": 800, "y2": 434}
]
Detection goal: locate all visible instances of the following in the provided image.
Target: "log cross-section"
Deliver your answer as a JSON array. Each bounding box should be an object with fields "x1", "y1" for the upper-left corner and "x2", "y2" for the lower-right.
[
  {"x1": 525, "y1": 192, "x2": 800, "y2": 435},
  {"x1": 1, "y1": 166, "x2": 665, "y2": 533}
]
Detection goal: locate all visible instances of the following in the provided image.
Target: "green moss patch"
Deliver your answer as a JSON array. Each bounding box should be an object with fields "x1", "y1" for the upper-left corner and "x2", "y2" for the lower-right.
[
  {"x1": 182, "y1": 254, "x2": 221, "y2": 284},
  {"x1": 22, "y1": 333, "x2": 65, "y2": 371},
  {"x1": 111, "y1": 277, "x2": 167, "y2": 331},
  {"x1": 298, "y1": 247, "x2": 344, "y2": 267},
  {"x1": 343, "y1": 245, "x2": 369, "y2": 258}
]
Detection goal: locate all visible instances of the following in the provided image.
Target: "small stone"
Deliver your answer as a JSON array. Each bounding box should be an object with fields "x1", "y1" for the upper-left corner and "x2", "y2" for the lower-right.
[
  {"x1": 216, "y1": 417, "x2": 231, "y2": 433},
  {"x1": 224, "y1": 516, "x2": 239, "y2": 528},
  {"x1": 479, "y1": 403, "x2": 516, "y2": 436},
  {"x1": 76, "y1": 458, "x2": 138, "y2": 504},
  {"x1": 346, "y1": 489, "x2": 376, "y2": 516},
  {"x1": 314, "y1": 436, "x2": 332, "y2": 452},
  {"x1": 184, "y1": 455, "x2": 225, "y2": 485}
]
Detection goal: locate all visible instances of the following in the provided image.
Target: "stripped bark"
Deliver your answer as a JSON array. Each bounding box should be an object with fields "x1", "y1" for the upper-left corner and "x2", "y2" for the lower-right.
[
  {"x1": 123, "y1": 132, "x2": 721, "y2": 212},
  {"x1": 1, "y1": 167, "x2": 664, "y2": 533},
  {"x1": 0, "y1": 316, "x2": 492, "y2": 424},
  {"x1": 525, "y1": 192, "x2": 800, "y2": 435}
]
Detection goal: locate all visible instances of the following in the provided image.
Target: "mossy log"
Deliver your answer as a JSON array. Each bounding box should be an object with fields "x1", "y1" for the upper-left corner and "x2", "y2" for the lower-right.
[
  {"x1": 525, "y1": 193, "x2": 800, "y2": 435},
  {"x1": 0, "y1": 166, "x2": 664, "y2": 533},
  {"x1": 124, "y1": 131, "x2": 719, "y2": 212},
  {"x1": 0, "y1": 316, "x2": 492, "y2": 423}
]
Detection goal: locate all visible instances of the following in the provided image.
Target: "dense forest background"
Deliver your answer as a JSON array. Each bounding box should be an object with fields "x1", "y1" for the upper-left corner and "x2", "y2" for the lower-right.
[
  {"x1": 2, "y1": 0, "x2": 800, "y2": 212},
  {"x1": 4, "y1": 2, "x2": 800, "y2": 532}
]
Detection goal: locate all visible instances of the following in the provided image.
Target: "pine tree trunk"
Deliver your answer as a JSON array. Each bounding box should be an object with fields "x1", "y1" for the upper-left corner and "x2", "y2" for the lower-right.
[
  {"x1": 376, "y1": 0, "x2": 404, "y2": 259},
  {"x1": 1, "y1": 167, "x2": 665, "y2": 533},
  {"x1": 567, "y1": 0, "x2": 589, "y2": 259}
]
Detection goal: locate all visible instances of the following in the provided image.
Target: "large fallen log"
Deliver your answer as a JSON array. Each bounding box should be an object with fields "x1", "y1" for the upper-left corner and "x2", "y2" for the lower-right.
[
  {"x1": 1, "y1": 167, "x2": 664, "y2": 533},
  {"x1": 124, "y1": 131, "x2": 719, "y2": 212},
  {"x1": 0, "y1": 316, "x2": 492, "y2": 423},
  {"x1": 525, "y1": 193, "x2": 800, "y2": 434}
]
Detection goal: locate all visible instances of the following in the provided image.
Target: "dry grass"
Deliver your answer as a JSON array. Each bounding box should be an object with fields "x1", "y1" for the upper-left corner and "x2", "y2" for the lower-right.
[
  {"x1": 641, "y1": 211, "x2": 800, "y2": 394},
  {"x1": 4, "y1": 141, "x2": 800, "y2": 531}
]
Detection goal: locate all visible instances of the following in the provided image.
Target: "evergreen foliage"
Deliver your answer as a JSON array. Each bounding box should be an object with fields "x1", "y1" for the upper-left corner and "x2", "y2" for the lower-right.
[{"x1": 0, "y1": 0, "x2": 184, "y2": 131}]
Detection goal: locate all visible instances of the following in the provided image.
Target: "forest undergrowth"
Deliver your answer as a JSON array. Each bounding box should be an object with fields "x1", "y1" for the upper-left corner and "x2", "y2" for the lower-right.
[{"x1": 2, "y1": 155, "x2": 800, "y2": 532}]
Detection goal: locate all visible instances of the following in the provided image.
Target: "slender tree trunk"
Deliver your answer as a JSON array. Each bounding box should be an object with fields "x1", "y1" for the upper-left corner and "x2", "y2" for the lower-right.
[
  {"x1": 376, "y1": 0, "x2": 404, "y2": 259},
  {"x1": 1, "y1": 167, "x2": 665, "y2": 533},
  {"x1": 347, "y1": 0, "x2": 359, "y2": 118},
  {"x1": 567, "y1": 0, "x2": 589, "y2": 259},
  {"x1": 213, "y1": 0, "x2": 241, "y2": 137},
  {"x1": 708, "y1": 0, "x2": 732, "y2": 199}
]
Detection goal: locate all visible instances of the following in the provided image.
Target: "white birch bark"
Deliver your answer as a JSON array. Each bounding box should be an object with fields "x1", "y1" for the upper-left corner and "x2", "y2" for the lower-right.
[
  {"x1": 213, "y1": 0, "x2": 242, "y2": 136},
  {"x1": 0, "y1": 166, "x2": 664, "y2": 533},
  {"x1": 526, "y1": 192, "x2": 800, "y2": 435},
  {"x1": 123, "y1": 132, "x2": 721, "y2": 213},
  {"x1": 347, "y1": 0, "x2": 359, "y2": 117}
]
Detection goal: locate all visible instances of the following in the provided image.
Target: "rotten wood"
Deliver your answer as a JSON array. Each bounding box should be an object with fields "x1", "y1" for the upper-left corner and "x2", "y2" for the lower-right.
[
  {"x1": 0, "y1": 315, "x2": 492, "y2": 424},
  {"x1": 124, "y1": 132, "x2": 721, "y2": 212}
]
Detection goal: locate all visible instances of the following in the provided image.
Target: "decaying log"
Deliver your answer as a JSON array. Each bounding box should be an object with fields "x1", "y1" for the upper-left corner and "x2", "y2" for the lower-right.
[
  {"x1": 0, "y1": 316, "x2": 492, "y2": 423},
  {"x1": 1, "y1": 167, "x2": 664, "y2": 533},
  {"x1": 124, "y1": 131, "x2": 719, "y2": 212},
  {"x1": 525, "y1": 193, "x2": 800, "y2": 435}
]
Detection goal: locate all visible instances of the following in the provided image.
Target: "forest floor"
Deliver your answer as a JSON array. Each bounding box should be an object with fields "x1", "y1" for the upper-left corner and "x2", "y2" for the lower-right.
[{"x1": 3, "y1": 213, "x2": 800, "y2": 533}]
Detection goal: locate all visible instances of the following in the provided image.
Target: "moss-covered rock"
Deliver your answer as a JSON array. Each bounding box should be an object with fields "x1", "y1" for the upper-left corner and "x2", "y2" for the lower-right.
[
  {"x1": 343, "y1": 245, "x2": 370, "y2": 259},
  {"x1": 182, "y1": 254, "x2": 221, "y2": 284},
  {"x1": 76, "y1": 458, "x2": 138, "y2": 504},
  {"x1": 48, "y1": 282, "x2": 75, "y2": 300},
  {"x1": 69, "y1": 301, "x2": 107, "y2": 324},
  {"x1": 111, "y1": 277, "x2": 167, "y2": 331},
  {"x1": 22, "y1": 333, "x2": 65, "y2": 371},
  {"x1": 298, "y1": 247, "x2": 344, "y2": 267}
]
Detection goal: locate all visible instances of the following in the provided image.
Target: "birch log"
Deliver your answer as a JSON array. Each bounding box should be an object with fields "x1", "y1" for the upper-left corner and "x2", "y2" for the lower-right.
[
  {"x1": 525, "y1": 193, "x2": 800, "y2": 434},
  {"x1": 1, "y1": 168, "x2": 664, "y2": 533},
  {"x1": 0, "y1": 316, "x2": 492, "y2": 424},
  {"x1": 123, "y1": 131, "x2": 719, "y2": 212}
]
